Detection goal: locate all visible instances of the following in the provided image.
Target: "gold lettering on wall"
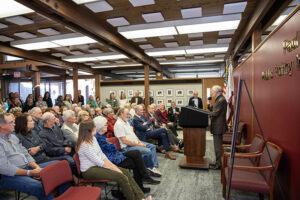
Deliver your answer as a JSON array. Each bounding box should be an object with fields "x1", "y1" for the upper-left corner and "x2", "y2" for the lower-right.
[{"x1": 283, "y1": 32, "x2": 299, "y2": 54}]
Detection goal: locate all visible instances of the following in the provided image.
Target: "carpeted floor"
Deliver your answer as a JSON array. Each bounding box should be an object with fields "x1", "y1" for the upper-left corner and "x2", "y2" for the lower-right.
[{"x1": 0, "y1": 131, "x2": 268, "y2": 200}]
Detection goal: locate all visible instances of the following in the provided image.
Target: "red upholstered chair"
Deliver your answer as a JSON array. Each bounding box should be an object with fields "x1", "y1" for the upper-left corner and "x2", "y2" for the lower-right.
[
  {"x1": 40, "y1": 160, "x2": 101, "y2": 200},
  {"x1": 221, "y1": 134, "x2": 265, "y2": 184},
  {"x1": 222, "y1": 141, "x2": 283, "y2": 200},
  {"x1": 107, "y1": 137, "x2": 121, "y2": 151},
  {"x1": 223, "y1": 122, "x2": 246, "y2": 145},
  {"x1": 73, "y1": 153, "x2": 114, "y2": 198}
]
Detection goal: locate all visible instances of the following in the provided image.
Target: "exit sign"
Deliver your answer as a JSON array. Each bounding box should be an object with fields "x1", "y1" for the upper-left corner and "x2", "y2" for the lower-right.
[{"x1": 14, "y1": 72, "x2": 21, "y2": 78}]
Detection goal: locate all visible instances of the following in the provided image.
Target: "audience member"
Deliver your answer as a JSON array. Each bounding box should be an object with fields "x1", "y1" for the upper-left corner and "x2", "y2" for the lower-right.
[
  {"x1": 61, "y1": 110, "x2": 79, "y2": 148},
  {"x1": 106, "y1": 92, "x2": 119, "y2": 109},
  {"x1": 77, "y1": 110, "x2": 90, "y2": 124},
  {"x1": 28, "y1": 107, "x2": 43, "y2": 134},
  {"x1": 95, "y1": 107, "x2": 102, "y2": 117},
  {"x1": 114, "y1": 108, "x2": 162, "y2": 177},
  {"x1": 156, "y1": 103, "x2": 178, "y2": 136},
  {"x1": 94, "y1": 116, "x2": 159, "y2": 192},
  {"x1": 55, "y1": 95, "x2": 66, "y2": 108},
  {"x1": 131, "y1": 90, "x2": 143, "y2": 105},
  {"x1": 77, "y1": 90, "x2": 84, "y2": 106},
  {"x1": 43, "y1": 92, "x2": 53, "y2": 108},
  {"x1": 133, "y1": 105, "x2": 175, "y2": 160},
  {"x1": 86, "y1": 95, "x2": 96, "y2": 109},
  {"x1": 23, "y1": 97, "x2": 34, "y2": 113},
  {"x1": 35, "y1": 95, "x2": 47, "y2": 109},
  {"x1": 76, "y1": 120, "x2": 151, "y2": 200},
  {"x1": 129, "y1": 103, "x2": 137, "y2": 119},
  {"x1": 119, "y1": 92, "x2": 128, "y2": 107},
  {"x1": 104, "y1": 108, "x2": 116, "y2": 138},
  {"x1": 9, "y1": 107, "x2": 22, "y2": 118},
  {"x1": 95, "y1": 96, "x2": 103, "y2": 108},
  {"x1": 63, "y1": 94, "x2": 72, "y2": 110},
  {"x1": 188, "y1": 91, "x2": 203, "y2": 109},
  {"x1": 167, "y1": 101, "x2": 180, "y2": 129}
]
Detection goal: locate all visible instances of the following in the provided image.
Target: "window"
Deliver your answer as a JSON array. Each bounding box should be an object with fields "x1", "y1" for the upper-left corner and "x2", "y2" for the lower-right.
[
  {"x1": 8, "y1": 82, "x2": 19, "y2": 93},
  {"x1": 66, "y1": 79, "x2": 95, "y2": 104},
  {"x1": 20, "y1": 82, "x2": 32, "y2": 102},
  {"x1": 50, "y1": 81, "x2": 63, "y2": 104}
]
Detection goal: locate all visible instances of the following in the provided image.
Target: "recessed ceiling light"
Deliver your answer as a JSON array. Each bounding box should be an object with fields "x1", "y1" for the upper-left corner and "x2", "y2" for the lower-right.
[
  {"x1": 95, "y1": 54, "x2": 127, "y2": 61},
  {"x1": 142, "y1": 12, "x2": 164, "y2": 23},
  {"x1": 223, "y1": 2, "x2": 247, "y2": 14},
  {"x1": 146, "y1": 49, "x2": 186, "y2": 56},
  {"x1": 0, "y1": 35, "x2": 14, "y2": 42},
  {"x1": 52, "y1": 36, "x2": 96, "y2": 46},
  {"x1": 176, "y1": 20, "x2": 240, "y2": 34},
  {"x1": 92, "y1": 63, "x2": 143, "y2": 68},
  {"x1": 120, "y1": 27, "x2": 177, "y2": 39},
  {"x1": 63, "y1": 53, "x2": 128, "y2": 62},
  {"x1": 0, "y1": 0, "x2": 34, "y2": 18},
  {"x1": 6, "y1": 55, "x2": 23, "y2": 61},
  {"x1": 160, "y1": 59, "x2": 224, "y2": 65},
  {"x1": 13, "y1": 42, "x2": 60, "y2": 50},
  {"x1": 129, "y1": 0, "x2": 155, "y2": 7},
  {"x1": 5, "y1": 16, "x2": 34, "y2": 25},
  {"x1": 85, "y1": 1, "x2": 113, "y2": 13},
  {"x1": 107, "y1": 17, "x2": 130, "y2": 27},
  {"x1": 14, "y1": 32, "x2": 36, "y2": 39},
  {"x1": 186, "y1": 46, "x2": 228, "y2": 54},
  {"x1": 0, "y1": 23, "x2": 8, "y2": 29},
  {"x1": 139, "y1": 44, "x2": 154, "y2": 49},
  {"x1": 72, "y1": 0, "x2": 99, "y2": 4},
  {"x1": 37, "y1": 28, "x2": 60, "y2": 36},
  {"x1": 181, "y1": 7, "x2": 202, "y2": 19},
  {"x1": 165, "y1": 42, "x2": 179, "y2": 48}
]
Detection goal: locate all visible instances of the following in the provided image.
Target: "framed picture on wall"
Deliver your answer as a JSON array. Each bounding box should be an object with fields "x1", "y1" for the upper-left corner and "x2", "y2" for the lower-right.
[
  {"x1": 139, "y1": 90, "x2": 144, "y2": 97},
  {"x1": 149, "y1": 90, "x2": 154, "y2": 97},
  {"x1": 156, "y1": 90, "x2": 164, "y2": 97},
  {"x1": 119, "y1": 90, "x2": 125, "y2": 98},
  {"x1": 167, "y1": 89, "x2": 173, "y2": 96},
  {"x1": 175, "y1": 89, "x2": 184, "y2": 97},
  {"x1": 128, "y1": 90, "x2": 133, "y2": 97},
  {"x1": 166, "y1": 99, "x2": 172, "y2": 107},
  {"x1": 176, "y1": 99, "x2": 184, "y2": 106},
  {"x1": 187, "y1": 89, "x2": 194, "y2": 96},
  {"x1": 156, "y1": 99, "x2": 164, "y2": 105}
]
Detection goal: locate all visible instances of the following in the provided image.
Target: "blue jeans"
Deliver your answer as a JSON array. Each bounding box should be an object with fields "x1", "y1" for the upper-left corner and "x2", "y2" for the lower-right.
[
  {"x1": 122, "y1": 142, "x2": 158, "y2": 169},
  {"x1": 0, "y1": 160, "x2": 69, "y2": 200}
]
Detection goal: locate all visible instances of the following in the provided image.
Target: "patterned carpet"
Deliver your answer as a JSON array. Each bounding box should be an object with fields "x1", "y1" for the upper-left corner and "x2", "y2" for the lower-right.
[{"x1": 0, "y1": 131, "x2": 268, "y2": 200}]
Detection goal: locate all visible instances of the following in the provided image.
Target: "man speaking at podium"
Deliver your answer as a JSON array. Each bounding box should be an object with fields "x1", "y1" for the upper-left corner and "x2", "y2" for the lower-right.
[
  {"x1": 188, "y1": 91, "x2": 203, "y2": 109},
  {"x1": 208, "y1": 85, "x2": 227, "y2": 170}
]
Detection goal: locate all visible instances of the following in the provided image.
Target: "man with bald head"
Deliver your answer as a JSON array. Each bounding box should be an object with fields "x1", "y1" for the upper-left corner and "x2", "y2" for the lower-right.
[
  {"x1": 188, "y1": 91, "x2": 203, "y2": 109},
  {"x1": 130, "y1": 90, "x2": 143, "y2": 105}
]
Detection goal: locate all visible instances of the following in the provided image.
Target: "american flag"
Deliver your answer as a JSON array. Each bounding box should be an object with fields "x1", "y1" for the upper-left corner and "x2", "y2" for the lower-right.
[{"x1": 223, "y1": 62, "x2": 234, "y2": 124}]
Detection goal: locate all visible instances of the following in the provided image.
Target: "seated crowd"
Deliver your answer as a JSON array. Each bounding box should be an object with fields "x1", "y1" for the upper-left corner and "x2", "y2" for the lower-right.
[{"x1": 0, "y1": 90, "x2": 183, "y2": 200}]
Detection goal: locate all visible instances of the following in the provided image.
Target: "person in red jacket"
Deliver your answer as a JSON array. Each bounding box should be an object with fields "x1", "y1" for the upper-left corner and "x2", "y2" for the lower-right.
[
  {"x1": 155, "y1": 103, "x2": 177, "y2": 136},
  {"x1": 104, "y1": 108, "x2": 116, "y2": 138}
]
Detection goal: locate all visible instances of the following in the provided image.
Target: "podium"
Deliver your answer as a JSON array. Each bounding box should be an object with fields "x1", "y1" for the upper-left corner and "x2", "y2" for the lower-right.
[{"x1": 178, "y1": 106, "x2": 210, "y2": 169}]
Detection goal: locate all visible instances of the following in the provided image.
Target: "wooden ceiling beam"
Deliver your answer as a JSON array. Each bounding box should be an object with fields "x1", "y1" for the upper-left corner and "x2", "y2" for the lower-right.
[
  {"x1": 230, "y1": 0, "x2": 276, "y2": 58},
  {"x1": 0, "y1": 43, "x2": 95, "y2": 73},
  {"x1": 0, "y1": 60, "x2": 46, "y2": 69},
  {"x1": 15, "y1": 0, "x2": 162, "y2": 73}
]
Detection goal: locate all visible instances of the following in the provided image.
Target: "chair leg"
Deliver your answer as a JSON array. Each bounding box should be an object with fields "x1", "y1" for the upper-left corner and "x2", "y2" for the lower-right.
[{"x1": 259, "y1": 193, "x2": 264, "y2": 200}]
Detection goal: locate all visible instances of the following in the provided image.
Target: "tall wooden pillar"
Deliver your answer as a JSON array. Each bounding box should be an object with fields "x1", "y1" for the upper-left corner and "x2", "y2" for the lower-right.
[
  {"x1": 95, "y1": 74, "x2": 100, "y2": 98},
  {"x1": 0, "y1": 54, "x2": 5, "y2": 100},
  {"x1": 144, "y1": 65, "x2": 150, "y2": 110},
  {"x1": 73, "y1": 68, "x2": 78, "y2": 103},
  {"x1": 33, "y1": 71, "x2": 40, "y2": 101}
]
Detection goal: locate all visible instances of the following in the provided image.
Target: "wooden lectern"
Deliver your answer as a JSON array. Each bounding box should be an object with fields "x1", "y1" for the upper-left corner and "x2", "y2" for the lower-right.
[{"x1": 178, "y1": 106, "x2": 210, "y2": 169}]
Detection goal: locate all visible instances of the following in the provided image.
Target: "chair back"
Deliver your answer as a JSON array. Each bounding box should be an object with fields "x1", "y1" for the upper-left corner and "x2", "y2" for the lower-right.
[
  {"x1": 107, "y1": 137, "x2": 121, "y2": 151},
  {"x1": 249, "y1": 134, "x2": 265, "y2": 163},
  {"x1": 73, "y1": 153, "x2": 82, "y2": 176},
  {"x1": 259, "y1": 142, "x2": 283, "y2": 184},
  {"x1": 40, "y1": 160, "x2": 72, "y2": 196}
]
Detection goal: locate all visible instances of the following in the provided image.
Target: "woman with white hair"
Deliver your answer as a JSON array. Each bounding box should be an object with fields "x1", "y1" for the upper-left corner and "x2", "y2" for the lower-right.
[
  {"x1": 61, "y1": 110, "x2": 79, "y2": 148},
  {"x1": 104, "y1": 108, "x2": 116, "y2": 138},
  {"x1": 93, "y1": 116, "x2": 159, "y2": 193}
]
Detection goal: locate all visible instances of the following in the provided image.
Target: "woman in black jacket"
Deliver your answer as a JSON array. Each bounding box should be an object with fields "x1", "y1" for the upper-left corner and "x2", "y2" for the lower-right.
[{"x1": 43, "y1": 92, "x2": 53, "y2": 108}]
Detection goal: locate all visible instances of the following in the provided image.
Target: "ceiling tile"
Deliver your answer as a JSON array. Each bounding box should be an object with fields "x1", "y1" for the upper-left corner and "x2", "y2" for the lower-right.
[
  {"x1": 175, "y1": 56, "x2": 185, "y2": 60},
  {"x1": 14, "y1": 32, "x2": 36, "y2": 39},
  {"x1": 218, "y1": 30, "x2": 235, "y2": 35},
  {"x1": 115, "y1": 60, "x2": 126, "y2": 63},
  {"x1": 217, "y1": 38, "x2": 232, "y2": 44},
  {"x1": 189, "y1": 40, "x2": 203, "y2": 46},
  {"x1": 188, "y1": 33, "x2": 203, "y2": 38},
  {"x1": 181, "y1": 7, "x2": 202, "y2": 19},
  {"x1": 37, "y1": 28, "x2": 60, "y2": 36},
  {"x1": 194, "y1": 55, "x2": 204, "y2": 59},
  {"x1": 132, "y1": 38, "x2": 147, "y2": 42},
  {"x1": 5, "y1": 16, "x2": 34, "y2": 25},
  {"x1": 107, "y1": 17, "x2": 130, "y2": 27},
  {"x1": 0, "y1": 35, "x2": 14, "y2": 42},
  {"x1": 85, "y1": 1, "x2": 113, "y2": 13},
  {"x1": 0, "y1": 23, "x2": 8, "y2": 29},
  {"x1": 72, "y1": 0, "x2": 98, "y2": 4},
  {"x1": 88, "y1": 49, "x2": 102, "y2": 53},
  {"x1": 159, "y1": 35, "x2": 175, "y2": 40},
  {"x1": 142, "y1": 12, "x2": 164, "y2": 23},
  {"x1": 165, "y1": 42, "x2": 179, "y2": 47},
  {"x1": 52, "y1": 53, "x2": 66, "y2": 57},
  {"x1": 139, "y1": 44, "x2": 153, "y2": 49},
  {"x1": 129, "y1": 0, "x2": 155, "y2": 7},
  {"x1": 223, "y1": 2, "x2": 247, "y2": 14},
  {"x1": 70, "y1": 51, "x2": 84, "y2": 55}
]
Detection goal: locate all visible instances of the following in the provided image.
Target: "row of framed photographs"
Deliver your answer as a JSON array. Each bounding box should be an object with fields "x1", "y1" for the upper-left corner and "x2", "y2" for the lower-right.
[
  {"x1": 159, "y1": 99, "x2": 185, "y2": 107},
  {"x1": 108, "y1": 89, "x2": 196, "y2": 98}
]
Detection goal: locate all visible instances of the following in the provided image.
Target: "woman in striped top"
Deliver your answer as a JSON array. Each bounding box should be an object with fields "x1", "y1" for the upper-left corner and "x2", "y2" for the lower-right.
[{"x1": 76, "y1": 120, "x2": 152, "y2": 200}]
